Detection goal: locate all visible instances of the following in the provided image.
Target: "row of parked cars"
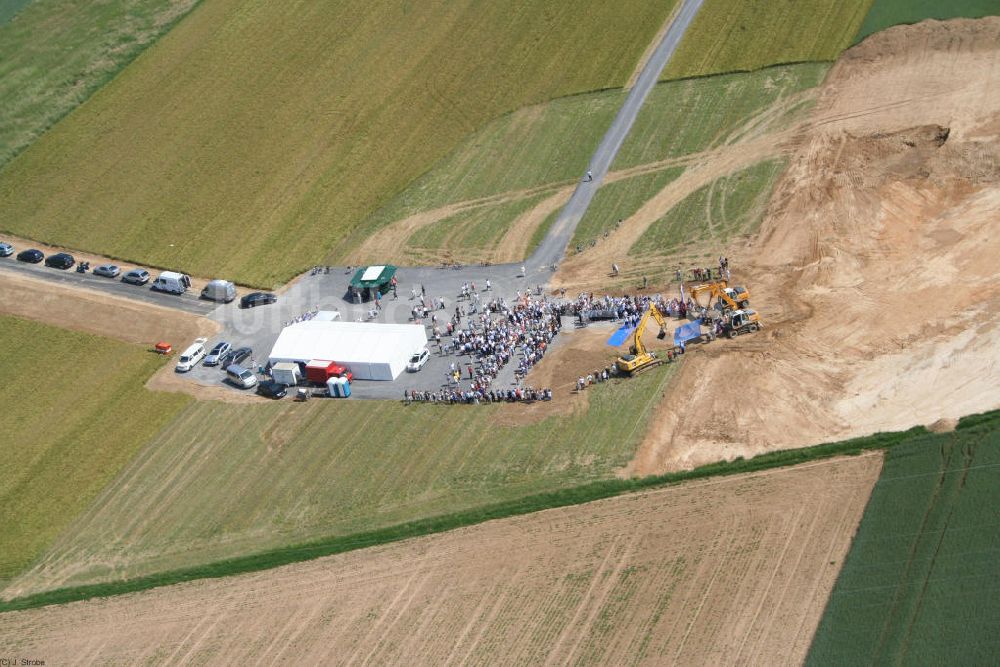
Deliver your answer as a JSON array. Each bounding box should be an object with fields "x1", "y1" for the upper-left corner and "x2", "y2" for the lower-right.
[
  {"x1": 175, "y1": 338, "x2": 287, "y2": 399},
  {"x1": 1, "y1": 241, "x2": 278, "y2": 307}
]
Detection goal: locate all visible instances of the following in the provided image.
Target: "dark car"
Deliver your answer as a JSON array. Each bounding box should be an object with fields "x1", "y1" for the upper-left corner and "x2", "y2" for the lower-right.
[
  {"x1": 16, "y1": 248, "x2": 44, "y2": 263},
  {"x1": 44, "y1": 252, "x2": 75, "y2": 270},
  {"x1": 257, "y1": 380, "x2": 287, "y2": 399},
  {"x1": 222, "y1": 346, "x2": 252, "y2": 367},
  {"x1": 240, "y1": 292, "x2": 277, "y2": 308},
  {"x1": 122, "y1": 268, "x2": 150, "y2": 285}
]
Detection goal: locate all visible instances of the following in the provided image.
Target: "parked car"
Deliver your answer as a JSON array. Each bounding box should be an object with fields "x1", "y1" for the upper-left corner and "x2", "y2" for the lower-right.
[
  {"x1": 44, "y1": 252, "x2": 75, "y2": 270},
  {"x1": 406, "y1": 348, "x2": 430, "y2": 372},
  {"x1": 175, "y1": 337, "x2": 208, "y2": 372},
  {"x1": 226, "y1": 364, "x2": 258, "y2": 389},
  {"x1": 257, "y1": 380, "x2": 287, "y2": 399},
  {"x1": 122, "y1": 268, "x2": 150, "y2": 285},
  {"x1": 201, "y1": 279, "x2": 236, "y2": 303},
  {"x1": 0, "y1": 242, "x2": 13, "y2": 257},
  {"x1": 222, "y1": 346, "x2": 252, "y2": 367},
  {"x1": 93, "y1": 264, "x2": 121, "y2": 278},
  {"x1": 151, "y1": 271, "x2": 191, "y2": 294},
  {"x1": 16, "y1": 249, "x2": 43, "y2": 263},
  {"x1": 203, "y1": 341, "x2": 231, "y2": 367},
  {"x1": 240, "y1": 292, "x2": 277, "y2": 308}
]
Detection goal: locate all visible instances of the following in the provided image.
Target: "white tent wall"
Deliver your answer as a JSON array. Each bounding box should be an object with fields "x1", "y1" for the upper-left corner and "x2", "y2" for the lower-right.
[{"x1": 268, "y1": 321, "x2": 426, "y2": 381}]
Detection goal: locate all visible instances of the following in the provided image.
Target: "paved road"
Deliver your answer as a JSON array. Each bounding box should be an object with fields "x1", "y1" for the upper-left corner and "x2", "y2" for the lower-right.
[
  {"x1": 0, "y1": 257, "x2": 216, "y2": 315},
  {"x1": 528, "y1": 0, "x2": 705, "y2": 274}
]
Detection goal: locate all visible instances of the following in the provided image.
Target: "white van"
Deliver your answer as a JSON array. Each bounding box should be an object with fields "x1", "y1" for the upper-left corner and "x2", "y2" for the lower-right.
[
  {"x1": 176, "y1": 337, "x2": 208, "y2": 372},
  {"x1": 226, "y1": 364, "x2": 258, "y2": 389},
  {"x1": 201, "y1": 279, "x2": 236, "y2": 303},
  {"x1": 152, "y1": 271, "x2": 192, "y2": 295}
]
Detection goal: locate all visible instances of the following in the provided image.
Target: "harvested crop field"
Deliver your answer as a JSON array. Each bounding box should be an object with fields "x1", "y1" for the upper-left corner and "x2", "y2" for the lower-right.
[
  {"x1": 0, "y1": 0, "x2": 675, "y2": 286},
  {"x1": 0, "y1": 454, "x2": 882, "y2": 665},
  {"x1": 660, "y1": 0, "x2": 872, "y2": 80}
]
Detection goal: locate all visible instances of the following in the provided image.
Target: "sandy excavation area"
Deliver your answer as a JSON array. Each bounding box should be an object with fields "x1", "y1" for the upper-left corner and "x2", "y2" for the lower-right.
[
  {"x1": 616, "y1": 18, "x2": 1000, "y2": 473},
  {"x1": 0, "y1": 454, "x2": 880, "y2": 666}
]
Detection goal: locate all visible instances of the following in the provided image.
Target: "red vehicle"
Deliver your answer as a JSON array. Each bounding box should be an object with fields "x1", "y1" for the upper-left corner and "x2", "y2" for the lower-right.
[{"x1": 305, "y1": 359, "x2": 353, "y2": 384}]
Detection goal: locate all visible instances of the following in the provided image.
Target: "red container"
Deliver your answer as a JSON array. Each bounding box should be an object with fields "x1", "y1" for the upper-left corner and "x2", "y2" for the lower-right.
[
  {"x1": 154, "y1": 341, "x2": 173, "y2": 355},
  {"x1": 305, "y1": 359, "x2": 338, "y2": 383}
]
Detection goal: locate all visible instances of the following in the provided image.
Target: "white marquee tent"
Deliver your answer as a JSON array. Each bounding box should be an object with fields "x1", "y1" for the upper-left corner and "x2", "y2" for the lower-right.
[{"x1": 268, "y1": 321, "x2": 426, "y2": 381}]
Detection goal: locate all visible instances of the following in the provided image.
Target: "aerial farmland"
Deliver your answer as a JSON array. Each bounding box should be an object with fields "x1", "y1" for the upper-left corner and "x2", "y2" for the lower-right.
[{"x1": 1, "y1": 0, "x2": 999, "y2": 663}]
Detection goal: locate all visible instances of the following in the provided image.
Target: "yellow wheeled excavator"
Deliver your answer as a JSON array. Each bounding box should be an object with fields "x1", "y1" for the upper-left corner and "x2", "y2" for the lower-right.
[
  {"x1": 615, "y1": 304, "x2": 674, "y2": 375},
  {"x1": 690, "y1": 280, "x2": 750, "y2": 313}
]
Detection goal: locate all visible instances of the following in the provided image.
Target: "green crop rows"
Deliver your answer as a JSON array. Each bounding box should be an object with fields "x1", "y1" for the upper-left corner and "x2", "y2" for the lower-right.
[{"x1": 809, "y1": 413, "x2": 1000, "y2": 664}]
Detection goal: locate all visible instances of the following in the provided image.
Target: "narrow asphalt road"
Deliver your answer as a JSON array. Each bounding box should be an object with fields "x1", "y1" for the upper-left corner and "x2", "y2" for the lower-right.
[
  {"x1": 528, "y1": 0, "x2": 704, "y2": 275},
  {"x1": 0, "y1": 258, "x2": 216, "y2": 315}
]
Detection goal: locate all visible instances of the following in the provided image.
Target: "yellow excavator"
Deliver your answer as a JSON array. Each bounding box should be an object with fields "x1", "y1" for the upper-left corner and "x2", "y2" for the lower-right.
[
  {"x1": 690, "y1": 280, "x2": 750, "y2": 313},
  {"x1": 615, "y1": 304, "x2": 674, "y2": 375}
]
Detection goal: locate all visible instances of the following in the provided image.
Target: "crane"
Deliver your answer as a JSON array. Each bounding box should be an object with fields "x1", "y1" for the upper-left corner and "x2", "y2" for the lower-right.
[{"x1": 615, "y1": 304, "x2": 674, "y2": 375}]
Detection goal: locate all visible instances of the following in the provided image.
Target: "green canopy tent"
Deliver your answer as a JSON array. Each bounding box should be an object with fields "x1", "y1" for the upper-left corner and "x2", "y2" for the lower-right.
[{"x1": 349, "y1": 264, "x2": 397, "y2": 301}]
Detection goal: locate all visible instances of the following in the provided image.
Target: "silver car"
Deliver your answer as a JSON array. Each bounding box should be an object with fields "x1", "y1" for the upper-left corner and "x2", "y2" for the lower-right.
[
  {"x1": 0, "y1": 242, "x2": 13, "y2": 257},
  {"x1": 122, "y1": 268, "x2": 150, "y2": 285},
  {"x1": 204, "y1": 341, "x2": 231, "y2": 367},
  {"x1": 93, "y1": 264, "x2": 121, "y2": 278}
]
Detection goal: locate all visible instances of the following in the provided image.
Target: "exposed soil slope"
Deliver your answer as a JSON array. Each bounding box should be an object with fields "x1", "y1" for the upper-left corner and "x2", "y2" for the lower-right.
[
  {"x1": 632, "y1": 18, "x2": 1000, "y2": 473},
  {"x1": 0, "y1": 455, "x2": 881, "y2": 666}
]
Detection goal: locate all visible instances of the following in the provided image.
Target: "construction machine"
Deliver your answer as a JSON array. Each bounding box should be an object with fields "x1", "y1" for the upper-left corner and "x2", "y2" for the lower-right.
[
  {"x1": 721, "y1": 309, "x2": 762, "y2": 338},
  {"x1": 690, "y1": 280, "x2": 750, "y2": 313},
  {"x1": 615, "y1": 304, "x2": 674, "y2": 375}
]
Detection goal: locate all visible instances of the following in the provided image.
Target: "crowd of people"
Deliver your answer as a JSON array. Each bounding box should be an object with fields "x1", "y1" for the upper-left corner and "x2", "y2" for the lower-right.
[
  {"x1": 406, "y1": 293, "x2": 562, "y2": 405},
  {"x1": 404, "y1": 386, "x2": 552, "y2": 405}
]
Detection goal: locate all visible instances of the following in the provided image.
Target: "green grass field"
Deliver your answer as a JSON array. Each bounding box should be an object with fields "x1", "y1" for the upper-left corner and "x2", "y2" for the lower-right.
[
  {"x1": 572, "y1": 168, "x2": 684, "y2": 249},
  {"x1": 630, "y1": 159, "x2": 786, "y2": 257},
  {"x1": 808, "y1": 415, "x2": 1000, "y2": 664},
  {"x1": 0, "y1": 316, "x2": 190, "y2": 588},
  {"x1": 854, "y1": 0, "x2": 1000, "y2": 42},
  {"x1": 618, "y1": 64, "x2": 826, "y2": 170},
  {"x1": 367, "y1": 64, "x2": 825, "y2": 261},
  {"x1": 405, "y1": 193, "x2": 549, "y2": 263},
  {"x1": 7, "y1": 366, "x2": 675, "y2": 595},
  {"x1": 0, "y1": 0, "x2": 198, "y2": 169},
  {"x1": 661, "y1": 0, "x2": 872, "y2": 80},
  {"x1": 0, "y1": 0, "x2": 676, "y2": 287}
]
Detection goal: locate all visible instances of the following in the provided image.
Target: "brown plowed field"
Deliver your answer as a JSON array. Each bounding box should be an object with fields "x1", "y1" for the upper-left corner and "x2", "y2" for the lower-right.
[{"x1": 0, "y1": 454, "x2": 881, "y2": 665}]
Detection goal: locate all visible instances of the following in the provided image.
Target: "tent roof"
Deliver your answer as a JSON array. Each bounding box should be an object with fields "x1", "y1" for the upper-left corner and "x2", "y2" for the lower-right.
[
  {"x1": 268, "y1": 321, "x2": 426, "y2": 366},
  {"x1": 350, "y1": 264, "x2": 397, "y2": 288}
]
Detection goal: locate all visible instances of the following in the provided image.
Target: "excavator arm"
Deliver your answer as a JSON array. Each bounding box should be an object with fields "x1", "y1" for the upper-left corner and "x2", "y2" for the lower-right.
[
  {"x1": 690, "y1": 281, "x2": 740, "y2": 312},
  {"x1": 629, "y1": 305, "x2": 667, "y2": 357}
]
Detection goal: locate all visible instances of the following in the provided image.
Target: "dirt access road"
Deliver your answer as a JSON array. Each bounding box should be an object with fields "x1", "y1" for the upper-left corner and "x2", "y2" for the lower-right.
[
  {"x1": 622, "y1": 19, "x2": 1000, "y2": 473},
  {"x1": 0, "y1": 454, "x2": 881, "y2": 665}
]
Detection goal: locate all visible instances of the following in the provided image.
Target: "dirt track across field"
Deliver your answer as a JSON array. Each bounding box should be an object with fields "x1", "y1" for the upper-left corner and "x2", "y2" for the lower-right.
[
  {"x1": 0, "y1": 454, "x2": 881, "y2": 665},
  {"x1": 593, "y1": 18, "x2": 1000, "y2": 473}
]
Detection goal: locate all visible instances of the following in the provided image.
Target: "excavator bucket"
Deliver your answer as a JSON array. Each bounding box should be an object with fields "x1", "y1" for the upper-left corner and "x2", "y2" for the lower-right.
[{"x1": 656, "y1": 329, "x2": 666, "y2": 340}]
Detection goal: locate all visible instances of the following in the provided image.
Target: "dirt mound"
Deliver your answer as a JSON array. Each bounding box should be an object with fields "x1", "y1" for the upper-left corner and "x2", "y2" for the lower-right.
[{"x1": 634, "y1": 18, "x2": 1000, "y2": 473}]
